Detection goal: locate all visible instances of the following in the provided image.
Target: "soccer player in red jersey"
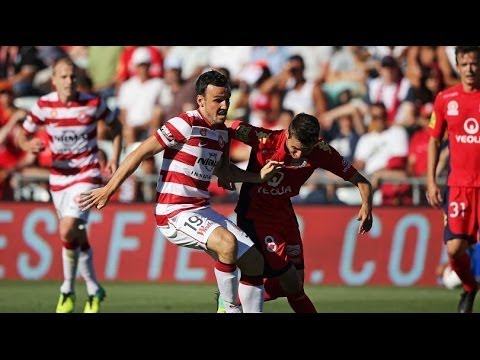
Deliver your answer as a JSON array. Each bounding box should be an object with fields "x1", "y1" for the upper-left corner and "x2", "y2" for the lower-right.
[
  {"x1": 427, "y1": 46, "x2": 480, "y2": 313},
  {"x1": 79, "y1": 70, "x2": 283, "y2": 313},
  {"x1": 18, "y1": 57, "x2": 123, "y2": 313},
  {"x1": 221, "y1": 112, "x2": 373, "y2": 313}
]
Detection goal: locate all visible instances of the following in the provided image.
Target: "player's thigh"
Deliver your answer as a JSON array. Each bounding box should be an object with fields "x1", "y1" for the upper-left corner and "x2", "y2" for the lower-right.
[
  {"x1": 443, "y1": 186, "x2": 478, "y2": 244},
  {"x1": 158, "y1": 207, "x2": 254, "y2": 257},
  {"x1": 52, "y1": 183, "x2": 98, "y2": 222}
]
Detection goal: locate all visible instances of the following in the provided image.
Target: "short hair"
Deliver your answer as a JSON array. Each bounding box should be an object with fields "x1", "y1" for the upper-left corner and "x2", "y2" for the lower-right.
[
  {"x1": 455, "y1": 46, "x2": 480, "y2": 64},
  {"x1": 195, "y1": 70, "x2": 230, "y2": 96},
  {"x1": 288, "y1": 113, "x2": 320, "y2": 147},
  {"x1": 52, "y1": 56, "x2": 76, "y2": 75}
]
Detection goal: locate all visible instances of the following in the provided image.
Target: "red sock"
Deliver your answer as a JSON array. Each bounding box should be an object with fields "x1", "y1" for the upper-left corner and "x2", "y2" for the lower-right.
[
  {"x1": 287, "y1": 290, "x2": 317, "y2": 313},
  {"x1": 450, "y1": 253, "x2": 477, "y2": 292},
  {"x1": 263, "y1": 278, "x2": 285, "y2": 301}
]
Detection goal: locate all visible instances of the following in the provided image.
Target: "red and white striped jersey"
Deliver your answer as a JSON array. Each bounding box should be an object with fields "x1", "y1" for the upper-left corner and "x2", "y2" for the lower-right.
[
  {"x1": 22, "y1": 91, "x2": 112, "y2": 191},
  {"x1": 153, "y1": 110, "x2": 228, "y2": 226}
]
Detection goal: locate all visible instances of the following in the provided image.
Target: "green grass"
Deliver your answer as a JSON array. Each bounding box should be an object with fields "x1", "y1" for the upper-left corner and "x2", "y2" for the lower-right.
[{"x1": 0, "y1": 280, "x2": 470, "y2": 313}]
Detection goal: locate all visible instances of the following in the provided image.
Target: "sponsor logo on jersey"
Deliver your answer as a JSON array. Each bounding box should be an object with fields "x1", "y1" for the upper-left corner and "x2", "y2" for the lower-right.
[
  {"x1": 235, "y1": 124, "x2": 251, "y2": 142},
  {"x1": 258, "y1": 185, "x2": 292, "y2": 196},
  {"x1": 464, "y1": 118, "x2": 479, "y2": 135},
  {"x1": 317, "y1": 139, "x2": 331, "y2": 154},
  {"x1": 200, "y1": 128, "x2": 207, "y2": 136},
  {"x1": 218, "y1": 135, "x2": 225, "y2": 148},
  {"x1": 160, "y1": 125, "x2": 174, "y2": 141},
  {"x1": 286, "y1": 244, "x2": 301, "y2": 256},
  {"x1": 78, "y1": 112, "x2": 91, "y2": 124},
  {"x1": 197, "y1": 221, "x2": 214, "y2": 236},
  {"x1": 264, "y1": 235, "x2": 277, "y2": 253},
  {"x1": 267, "y1": 172, "x2": 284, "y2": 187},
  {"x1": 54, "y1": 131, "x2": 88, "y2": 146},
  {"x1": 342, "y1": 159, "x2": 352, "y2": 173},
  {"x1": 447, "y1": 100, "x2": 459, "y2": 116},
  {"x1": 256, "y1": 130, "x2": 270, "y2": 144},
  {"x1": 197, "y1": 153, "x2": 218, "y2": 172},
  {"x1": 286, "y1": 159, "x2": 308, "y2": 169},
  {"x1": 429, "y1": 111, "x2": 437, "y2": 129},
  {"x1": 454, "y1": 117, "x2": 480, "y2": 143}
]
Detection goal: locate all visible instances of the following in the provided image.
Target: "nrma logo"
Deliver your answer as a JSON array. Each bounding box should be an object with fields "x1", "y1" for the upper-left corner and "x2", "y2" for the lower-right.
[
  {"x1": 54, "y1": 131, "x2": 88, "y2": 146},
  {"x1": 197, "y1": 153, "x2": 217, "y2": 171}
]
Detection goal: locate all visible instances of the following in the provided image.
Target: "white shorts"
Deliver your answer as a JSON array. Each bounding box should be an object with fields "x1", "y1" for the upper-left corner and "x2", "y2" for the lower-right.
[
  {"x1": 158, "y1": 206, "x2": 254, "y2": 259},
  {"x1": 51, "y1": 182, "x2": 99, "y2": 222}
]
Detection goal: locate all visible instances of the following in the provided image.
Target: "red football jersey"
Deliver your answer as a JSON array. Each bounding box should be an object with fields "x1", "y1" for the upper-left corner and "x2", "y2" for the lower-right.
[
  {"x1": 229, "y1": 121, "x2": 358, "y2": 224},
  {"x1": 429, "y1": 84, "x2": 480, "y2": 187}
]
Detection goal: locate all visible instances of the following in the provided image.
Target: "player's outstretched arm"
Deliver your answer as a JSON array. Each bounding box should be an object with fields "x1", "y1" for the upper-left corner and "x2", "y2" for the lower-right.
[
  {"x1": 348, "y1": 172, "x2": 373, "y2": 234},
  {"x1": 216, "y1": 160, "x2": 284, "y2": 187},
  {"x1": 79, "y1": 135, "x2": 163, "y2": 211}
]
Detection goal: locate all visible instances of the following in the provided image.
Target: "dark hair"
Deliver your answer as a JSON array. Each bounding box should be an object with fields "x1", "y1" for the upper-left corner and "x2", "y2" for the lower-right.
[
  {"x1": 288, "y1": 54, "x2": 305, "y2": 70},
  {"x1": 288, "y1": 113, "x2": 320, "y2": 147},
  {"x1": 195, "y1": 70, "x2": 230, "y2": 96},
  {"x1": 455, "y1": 46, "x2": 480, "y2": 64}
]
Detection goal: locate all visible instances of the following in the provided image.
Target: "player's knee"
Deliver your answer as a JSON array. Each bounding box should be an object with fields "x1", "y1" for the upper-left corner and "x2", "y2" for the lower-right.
[
  {"x1": 446, "y1": 239, "x2": 468, "y2": 259},
  {"x1": 279, "y1": 265, "x2": 303, "y2": 295},
  {"x1": 216, "y1": 232, "x2": 238, "y2": 264},
  {"x1": 59, "y1": 223, "x2": 75, "y2": 242},
  {"x1": 236, "y1": 246, "x2": 264, "y2": 276}
]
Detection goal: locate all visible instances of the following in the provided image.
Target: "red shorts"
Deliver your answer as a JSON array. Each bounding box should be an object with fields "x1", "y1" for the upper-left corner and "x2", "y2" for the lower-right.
[
  {"x1": 237, "y1": 215, "x2": 304, "y2": 277},
  {"x1": 443, "y1": 186, "x2": 480, "y2": 244}
]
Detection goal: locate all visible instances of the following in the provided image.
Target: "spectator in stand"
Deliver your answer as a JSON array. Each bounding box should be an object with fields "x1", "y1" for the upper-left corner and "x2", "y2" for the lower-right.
[
  {"x1": 353, "y1": 102, "x2": 411, "y2": 206},
  {"x1": 0, "y1": 46, "x2": 46, "y2": 97},
  {"x1": 0, "y1": 88, "x2": 46, "y2": 200},
  {"x1": 87, "y1": 46, "x2": 123, "y2": 99},
  {"x1": 117, "y1": 47, "x2": 167, "y2": 146},
  {"x1": 116, "y1": 46, "x2": 164, "y2": 83}
]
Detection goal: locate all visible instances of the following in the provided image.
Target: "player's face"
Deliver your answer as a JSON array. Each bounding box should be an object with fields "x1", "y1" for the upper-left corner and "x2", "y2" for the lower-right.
[
  {"x1": 52, "y1": 62, "x2": 77, "y2": 101},
  {"x1": 286, "y1": 134, "x2": 316, "y2": 159},
  {"x1": 456, "y1": 52, "x2": 480, "y2": 87},
  {"x1": 197, "y1": 84, "x2": 231, "y2": 126}
]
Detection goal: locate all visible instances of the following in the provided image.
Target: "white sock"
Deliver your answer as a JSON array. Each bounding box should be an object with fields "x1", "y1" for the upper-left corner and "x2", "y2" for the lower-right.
[
  {"x1": 238, "y1": 283, "x2": 264, "y2": 313},
  {"x1": 78, "y1": 248, "x2": 100, "y2": 296},
  {"x1": 60, "y1": 247, "x2": 79, "y2": 294},
  {"x1": 214, "y1": 267, "x2": 241, "y2": 313}
]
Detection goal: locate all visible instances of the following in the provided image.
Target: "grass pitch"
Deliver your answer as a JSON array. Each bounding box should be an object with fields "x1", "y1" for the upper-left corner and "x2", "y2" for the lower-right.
[{"x1": 0, "y1": 280, "x2": 469, "y2": 313}]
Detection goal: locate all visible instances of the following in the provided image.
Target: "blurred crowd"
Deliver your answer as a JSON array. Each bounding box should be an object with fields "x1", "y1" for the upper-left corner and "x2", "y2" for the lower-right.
[{"x1": 0, "y1": 46, "x2": 456, "y2": 205}]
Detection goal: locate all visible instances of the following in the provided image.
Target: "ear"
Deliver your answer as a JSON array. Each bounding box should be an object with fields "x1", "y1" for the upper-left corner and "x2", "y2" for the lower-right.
[{"x1": 197, "y1": 95, "x2": 204, "y2": 108}]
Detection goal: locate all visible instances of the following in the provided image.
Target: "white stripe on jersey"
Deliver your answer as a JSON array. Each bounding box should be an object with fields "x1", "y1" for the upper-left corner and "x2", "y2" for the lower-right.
[
  {"x1": 177, "y1": 142, "x2": 224, "y2": 159},
  {"x1": 157, "y1": 181, "x2": 210, "y2": 199},
  {"x1": 49, "y1": 168, "x2": 101, "y2": 187},
  {"x1": 32, "y1": 106, "x2": 98, "y2": 122},
  {"x1": 169, "y1": 116, "x2": 193, "y2": 139},
  {"x1": 155, "y1": 203, "x2": 205, "y2": 216},
  {"x1": 23, "y1": 117, "x2": 37, "y2": 133},
  {"x1": 52, "y1": 153, "x2": 98, "y2": 169},
  {"x1": 190, "y1": 126, "x2": 228, "y2": 142}
]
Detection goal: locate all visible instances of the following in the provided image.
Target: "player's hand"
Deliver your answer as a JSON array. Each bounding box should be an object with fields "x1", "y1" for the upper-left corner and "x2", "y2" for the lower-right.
[
  {"x1": 104, "y1": 160, "x2": 118, "y2": 176},
  {"x1": 79, "y1": 187, "x2": 112, "y2": 211},
  {"x1": 357, "y1": 206, "x2": 373, "y2": 234},
  {"x1": 217, "y1": 177, "x2": 236, "y2": 191},
  {"x1": 28, "y1": 138, "x2": 45, "y2": 154},
  {"x1": 259, "y1": 160, "x2": 284, "y2": 182},
  {"x1": 426, "y1": 183, "x2": 442, "y2": 209}
]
